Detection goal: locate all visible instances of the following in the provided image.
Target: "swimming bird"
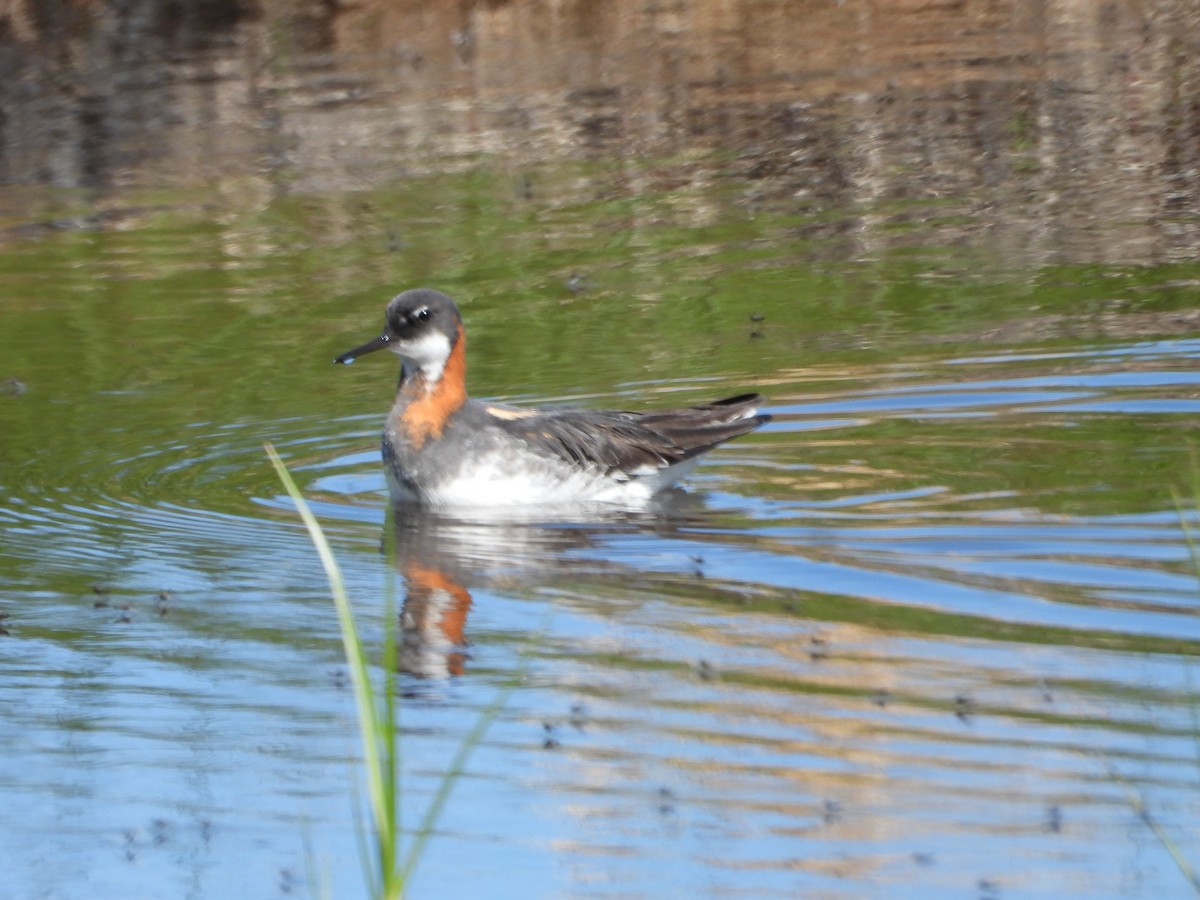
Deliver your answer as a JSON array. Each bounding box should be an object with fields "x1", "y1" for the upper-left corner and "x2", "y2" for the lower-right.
[{"x1": 335, "y1": 288, "x2": 770, "y2": 507}]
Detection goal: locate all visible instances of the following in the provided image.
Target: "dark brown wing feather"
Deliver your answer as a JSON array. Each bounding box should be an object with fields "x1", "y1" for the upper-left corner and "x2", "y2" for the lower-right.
[{"x1": 500, "y1": 394, "x2": 771, "y2": 476}]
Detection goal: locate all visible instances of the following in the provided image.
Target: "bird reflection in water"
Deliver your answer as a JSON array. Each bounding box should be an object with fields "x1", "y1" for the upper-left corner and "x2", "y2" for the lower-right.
[
  {"x1": 388, "y1": 494, "x2": 706, "y2": 679},
  {"x1": 398, "y1": 558, "x2": 473, "y2": 677}
]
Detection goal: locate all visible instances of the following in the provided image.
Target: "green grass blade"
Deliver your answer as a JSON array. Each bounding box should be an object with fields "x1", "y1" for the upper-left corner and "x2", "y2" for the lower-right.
[
  {"x1": 266, "y1": 443, "x2": 401, "y2": 898},
  {"x1": 379, "y1": 507, "x2": 401, "y2": 892},
  {"x1": 348, "y1": 769, "x2": 382, "y2": 899}
]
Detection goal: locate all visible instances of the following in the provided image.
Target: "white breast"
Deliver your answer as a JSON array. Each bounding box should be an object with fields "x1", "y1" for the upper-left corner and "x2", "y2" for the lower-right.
[{"x1": 393, "y1": 455, "x2": 702, "y2": 508}]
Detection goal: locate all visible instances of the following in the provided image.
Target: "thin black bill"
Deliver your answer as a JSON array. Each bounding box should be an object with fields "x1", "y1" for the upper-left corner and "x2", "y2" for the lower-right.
[{"x1": 333, "y1": 333, "x2": 389, "y2": 365}]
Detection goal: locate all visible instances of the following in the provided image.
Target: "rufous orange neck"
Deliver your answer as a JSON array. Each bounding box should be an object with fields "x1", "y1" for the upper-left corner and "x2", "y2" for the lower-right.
[{"x1": 396, "y1": 323, "x2": 467, "y2": 447}]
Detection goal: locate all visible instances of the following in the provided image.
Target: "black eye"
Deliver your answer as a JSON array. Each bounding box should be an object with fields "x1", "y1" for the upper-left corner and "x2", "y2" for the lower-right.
[{"x1": 412, "y1": 307, "x2": 431, "y2": 322}]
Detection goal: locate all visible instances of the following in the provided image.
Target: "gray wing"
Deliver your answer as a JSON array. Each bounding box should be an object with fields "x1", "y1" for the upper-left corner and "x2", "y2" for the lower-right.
[{"x1": 494, "y1": 394, "x2": 771, "y2": 476}]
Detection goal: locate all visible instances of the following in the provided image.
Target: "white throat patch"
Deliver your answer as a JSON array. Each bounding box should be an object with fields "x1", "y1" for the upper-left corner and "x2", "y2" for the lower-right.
[{"x1": 393, "y1": 330, "x2": 453, "y2": 383}]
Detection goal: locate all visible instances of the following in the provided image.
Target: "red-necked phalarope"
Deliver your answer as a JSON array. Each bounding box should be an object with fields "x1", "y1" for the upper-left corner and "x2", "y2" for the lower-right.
[{"x1": 335, "y1": 288, "x2": 771, "y2": 507}]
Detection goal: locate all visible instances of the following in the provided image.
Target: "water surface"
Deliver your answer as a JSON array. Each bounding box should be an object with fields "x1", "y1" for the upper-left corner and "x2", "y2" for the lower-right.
[{"x1": 2, "y1": 2, "x2": 1200, "y2": 898}]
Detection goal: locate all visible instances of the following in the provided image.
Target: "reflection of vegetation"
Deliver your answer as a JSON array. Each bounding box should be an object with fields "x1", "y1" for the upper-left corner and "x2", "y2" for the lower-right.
[
  {"x1": 1177, "y1": 457, "x2": 1200, "y2": 579},
  {"x1": 556, "y1": 642, "x2": 1193, "y2": 740},
  {"x1": 632, "y1": 569, "x2": 1200, "y2": 659},
  {"x1": 1, "y1": 161, "x2": 1198, "y2": 515}
]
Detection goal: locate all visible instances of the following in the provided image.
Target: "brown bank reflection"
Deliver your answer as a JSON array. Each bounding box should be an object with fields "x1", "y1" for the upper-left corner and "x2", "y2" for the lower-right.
[
  {"x1": 389, "y1": 496, "x2": 704, "y2": 679},
  {"x1": 2, "y1": 1, "x2": 1197, "y2": 263}
]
